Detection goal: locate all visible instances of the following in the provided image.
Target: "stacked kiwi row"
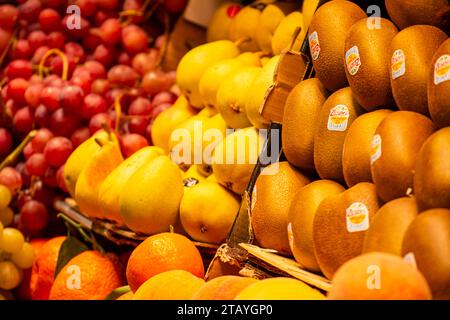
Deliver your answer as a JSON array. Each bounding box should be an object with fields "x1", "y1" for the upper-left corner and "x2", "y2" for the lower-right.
[{"x1": 251, "y1": 0, "x2": 449, "y2": 299}]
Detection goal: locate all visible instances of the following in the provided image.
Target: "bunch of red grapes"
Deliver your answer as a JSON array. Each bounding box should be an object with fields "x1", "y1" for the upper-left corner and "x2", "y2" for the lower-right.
[{"x1": 0, "y1": 0, "x2": 186, "y2": 237}]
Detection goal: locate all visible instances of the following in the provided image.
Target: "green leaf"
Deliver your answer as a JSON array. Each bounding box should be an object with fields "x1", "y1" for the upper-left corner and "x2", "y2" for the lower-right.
[
  {"x1": 104, "y1": 286, "x2": 131, "y2": 300},
  {"x1": 54, "y1": 236, "x2": 89, "y2": 278}
]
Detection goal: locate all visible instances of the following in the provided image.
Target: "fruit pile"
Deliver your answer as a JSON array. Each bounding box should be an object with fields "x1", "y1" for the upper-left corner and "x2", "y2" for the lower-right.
[{"x1": 0, "y1": 0, "x2": 184, "y2": 237}]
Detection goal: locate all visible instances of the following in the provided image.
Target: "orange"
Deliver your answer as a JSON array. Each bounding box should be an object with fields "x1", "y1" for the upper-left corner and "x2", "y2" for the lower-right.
[
  {"x1": 49, "y1": 250, "x2": 125, "y2": 300},
  {"x1": 133, "y1": 270, "x2": 205, "y2": 300},
  {"x1": 116, "y1": 291, "x2": 134, "y2": 300},
  {"x1": 192, "y1": 276, "x2": 258, "y2": 300},
  {"x1": 30, "y1": 236, "x2": 66, "y2": 300},
  {"x1": 14, "y1": 238, "x2": 49, "y2": 300},
  {"x1": 126, "y1": 232, "x2": 204, "y2": 292}
]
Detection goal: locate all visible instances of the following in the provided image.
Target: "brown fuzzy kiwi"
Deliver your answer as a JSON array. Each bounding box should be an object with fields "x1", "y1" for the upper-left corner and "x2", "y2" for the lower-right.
[
  {"x1": 363, "y1": 197, "x2": 418, "y2": 256},
  {"x1": 251, "y1": 162, "x2": 311, "y2": 256},
  {"x1": 342, "y1": 109, "x2": 393, "y2": 187},
  {"x1": 344, "y1": 18, "x2": 398, "y2": 111},
  {"x1": 414, "y1": 127, "x2": 450, "y2": 211},
  {"x1": 282, "y1": 78, "x2": 329, "y2": 173},
  {"x1": 402, "y1": 208, "x2": 450, "y2": 300},
  {"x1": 314, "y1": 87, "x2": 364, "y2": 184},
  {"x1": 385, "y1": 0, "x2": 450, "y2": 32},
  {"x1": 308, "y1": 0, "x2": 367, "y2": 92},
  {"x1": 289, "y1": 180, "x2": 345, "y2": 273},
  {"x1": 390, "y1": 25, "x2": 448, "y2": 115},
  {"x1": 370, "y1": 111, "x2": 436, "y2": 203},
  {"x1": 428, "y1": 39, "x2": 450, "y2": 128},
  {"x1": 313, "y1": 182, "x2": 381, "y2": 279}
]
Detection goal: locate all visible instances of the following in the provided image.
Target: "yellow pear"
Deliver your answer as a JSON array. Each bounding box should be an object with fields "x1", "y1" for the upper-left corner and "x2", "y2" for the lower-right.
[
  {"x1": 74, "y1": 140, "x2": 124, "y2": 220},
  {"x1": 64, "y1": 130, "x2": 118, "y2": 198},
  {"x1": 151, "y1": 95, "x2": 197, "y2": 153},
  {"x1": 212, "y1": 127, "x2": 265, "y2": 194},
  {"x1": 256, "y1": 2, "x2": 299, "y2": 53},
  {"x1": 206, "y1": 173, "x2": 218, "y2": 183},
  {"x1": 183, "y1": 164, "x2": 206, "y2": 192},
  {"x1": 98, "y1": 146, "x2": 164, "y2": 224},
  {"x1": 216, "y1": 67, "x2": 261, "y2": 129},
  {"x1": 199, "y1": 53, "x2": 261, "y2": 109},
  {"x1": 197, "y1": 105, "x2": 217, "y2": 117},
  {"x1": 302, "y1": 0, "x2": 320, "y2": 30},
  {"x1": 207, "y1": 1, "x2": 242, "y2": 42},
  {"x1": 170, "y1": 113, "x2": 228, "y2": 171},
  {"x1": 180, "y1": 181, "x2": 240, "y2": 244},
  {"x1": 176, "y1": 40, "x2": 241, "y2": 108},
  {"x1": 120, "y1": 155, "x2": 184, "y2": 235},
  {"x1": 272, "y1": 11, "x2": 304, "y2": 55},
  {"x1": 245, "y1": 55, "x2": 280, "y2": 128}
]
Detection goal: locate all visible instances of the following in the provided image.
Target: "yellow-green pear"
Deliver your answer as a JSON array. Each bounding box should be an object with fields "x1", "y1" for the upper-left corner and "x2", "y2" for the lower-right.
[
  {"x1": 229, "y1": 3, "x2": 267, "y2": 52},
  {"x1": 216, "y1": 67, "x2": 261, "y2": 129},
  {"x1": 98, "y1": 146, "x2": 164, "y2": 224},
  {"x1": 272, "y1": 11, "x2": 305, "y2": 55},
  {"x1": 207, "y1": 1, "x2": 242, "y2": 42},
  {"x1": 120, "y1": 155, "x2": 184, "y2": 235},
  {"x1": 176, "y1": 40, "x2": 241, "y2": 108}
]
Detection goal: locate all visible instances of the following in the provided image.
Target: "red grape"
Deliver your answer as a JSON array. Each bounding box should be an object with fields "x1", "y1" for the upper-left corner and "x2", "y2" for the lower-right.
[
  {"x1": 24, "y1": 83, "x2": 44, "y2": 109},
  {"x1": 83, "y1": 61, "x2": 106, "y2": 79},
  {"x1": 107, "y1": 64, "x2": 139, "y2": 87},
  {"x1": 11, "y1": 39, "x2": 31, "y2": 60},
  {"x1": 20, "y1": 200, "x2": 49, "y2": 232},
  {"x1": 123, "y1": 0, "x2": 144, "y2": 24},
  {"x1": 141, "y1": 70, "x2": 172, "y2": 95},
  {"x1": 6, "y1": 60, "x2": 32, "y2": 80},
  {"x1": 49, "y1": 108, "x2": 81, "y2": 137},
  {"x1": 132, "y1": 49, "x2": 159, "y2": 75},
  {"x1": 128, "y1": 117, "x2": 148, "y2": 136},
  {"x1": 13, "y1": 107, "x2": 34, "y2": 133},
  {"x1": 60, "y1": 85, "x2": 84, "y2": 114},
  {"x1": 120, "y1": 133, "x2": 148, "y2": 158},
  {"x1": 6, "y1": 78, "x2": 28, "y2": 106},
  {"x1": 118, "y1": 52, "x2": 132, "y2": 66},
  {"x1": 31, "y1": 128, "x2": 54, "y2": 152},
  {"x1": 40, "y1": 86, "x2": 61, "y2": 112},
  {"x1": 0, "y1": 5, "x2": 19, "y2": 30},
  {"x1": 71, "y1": 127, "x2": 90, "y2": 147},
  {"x1": 65, "y1": 42, "x2": 86, "y2": 64},
  {"x1": 121, "y1": 24, "x2": 149, "y2": 54},
  {"x1": 81, "y1": 93, "x2": 107, "y2": 119},
  {"x1": 47, "y1": 31, "x2": 65, "y2": 49},
  {"x1": 152, "y1": 91, "x2": 177, "y2": 106},
  {"x1": 31, "y1": 46, "x2": 49, "y2": 64},
  {"x1": 32, "y1": 180, "x2": 55, "y2": 207},
  {"x1": 91, "y1": 79, "x2": 110, "y2": 95},
  {"x1": 38, "y1": 8, "x2": 61, "y2": 33},
  {"x1": 16, "y1": 162, "x2": 31, "y2": 188},
  {"x1": 89, "y1": 113, "x2": 113, "y2": 134},
  {"x1": 0, "y1": 167, "x2": 22, "y2": 194},
  {"x1": 93, "y1": 44, "x2": 117, "y2": 68},
  {"x1": 151, "y1": 102, "x2": 172, "y2": 118},
  {"x1": 56, "y1": 165, "x2": 67, "y2": 192},
  {"x1": 129, "y1": 97, "x2": 152, "y2": 116},
  {"x1": 96, "y1": 0, "x2": 119, "y2": 11},
  {"x1": 23, "y1": 143, "x2": 36, "y2": 160},
  {"x1": 25, "y1": 153, "x2": 48, "y2": 177},
  {"x1": 0, "y1": 23, "x2": 12, "y2": 53},
  {"x1": 28, "y1": 30, "x2": 47, "y2": 52},
  {"x1": 93, "y1": 11, "x2": 117, "y2": 26},
  {"x1": 61, "y1": 15, "x2": 90, "y2": 38},
  {"x1": 99, "y1": 18, "x2": 121, "y2": 45},
  {"x1": 43, "y1": 166, "x2": 58, "y2": 187},
  {"x1": 43, "y1": 137, "x2": 73, "y2": 167},
  {"x1": 34, "y1": 105, "x2": 50, "y2": 128},
  {"x1": 82, "y1": 30, "x2": 101, "y2": 51},
  {"x1": 75, "y1": 0, "x2": 97, "y2": 18},
  {"x1": 19, "y1": 0, "x2": 42, "y2": 23},
  {"x1": 0, "y1": 128, "x2": 13, "y2": 155}
]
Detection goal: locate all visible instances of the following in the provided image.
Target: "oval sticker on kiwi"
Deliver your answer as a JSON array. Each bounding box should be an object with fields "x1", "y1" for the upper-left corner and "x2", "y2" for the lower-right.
[
  {"x1": 391, "y1": 49, "x2": 406, "y2": 80},
  {"x1": 345, "y1": 46, "x2": 361, "y2": 76},
  {"x1": 327, "y1": 105, "x2": 349, "y2": 132},
  {"x1": 370, "y1": 134, "x2": 382, "y2": 164},
  {"x1": 346, "y1": 202, "x2": 370, "y2": 233},
  {"x1": 309, "y1": 31, "x2": 320, "y2": 61},
  {"x1": 434, "y1": 54, "x2": 450, "y2": 85}
]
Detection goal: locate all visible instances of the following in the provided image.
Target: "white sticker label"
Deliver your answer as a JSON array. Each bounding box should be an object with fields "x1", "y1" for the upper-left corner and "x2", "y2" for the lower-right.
[
  {"x1": 327, "y1": 105, "x2": 350, "y2": 131},
  {"x1": 346, "y1": 202, "x2": 370, "y2": 233},
  {"x1": 391, "y1": 49, "x2": 406, "y2": 80},
  {"x1": 309, "y1": 31, "x2": 320, "y2": 61},
  {"x1": 345, "y1": 46, "x2": 361, "y2": 76},
  {"x1": 370, "y1": 134, "x2": 382, "y2": 164},
  {"x1": 287, "y1": 222, "x2": 295, "y2": 253},
  {"x1": 434, "y1": 54, "x2": 450, "y2": 85},
  {"x1": 403, "y1": 252, "x2": 417, "y2": 269},
  {"x1": 251, "y1": 186, "x2": 257, "y2": 211}
]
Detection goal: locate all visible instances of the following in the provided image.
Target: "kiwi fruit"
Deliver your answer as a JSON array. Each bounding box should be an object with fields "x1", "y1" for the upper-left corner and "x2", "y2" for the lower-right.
[
  {"x1": 313, "y1": 182, "x2": 381, "y2": 279},
  {"x1": 363, "y1": 197, "x2": 418, "y2": 256},
  {"x1": 402, "y1": 208, "x2": 450, "y2": 300},
  {"x1": 314, "y1": 87, "x2": 364, "y2": 184},
  {"x1": 428, "y1": 39, "x2": 450, "y2": 128},
  {"x1": 251, "y1": 162, "x2": 311, "y2": 256},
  {"x1": 289, "y1": 180, "x2": 345, "y2": 273},
  {"x1": 344, "y1": 18, "x2": 398, "y2": 111},
  {"x1": 282, "y1": 78, "x2": 329, "y2": 173},
  {"x1": 342, "y1": 109, "x2": 393, "y2": 187},
  {"x1": 308, "y1": 0, "x2": 367, "y2": 92},
  {"x1": 370, "y1": 111, "x2": 436, "y2": 203},
  {"x1": 414, "y1": 127, "x2": 450, "y2": 211},
  {"x1": 385, "y1": 0, "x2": 450, "y2": 32},
  {"x1": 390, "y1": 25, "x2": 448, "y2": 115}
]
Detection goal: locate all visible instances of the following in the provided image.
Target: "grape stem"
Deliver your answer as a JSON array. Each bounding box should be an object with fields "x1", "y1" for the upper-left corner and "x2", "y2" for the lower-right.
[
  {"x1": 38, "y1": 48, "x2": 69, "y2": 81},
  {"x1": 0, "y1": 130, "x2": 37, "y2": 171}
]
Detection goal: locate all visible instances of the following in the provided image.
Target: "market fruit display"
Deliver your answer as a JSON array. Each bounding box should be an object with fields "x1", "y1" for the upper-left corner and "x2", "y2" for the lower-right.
[{"x1": 0, "y1": 0, "x2": 449, "y2": 302}]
